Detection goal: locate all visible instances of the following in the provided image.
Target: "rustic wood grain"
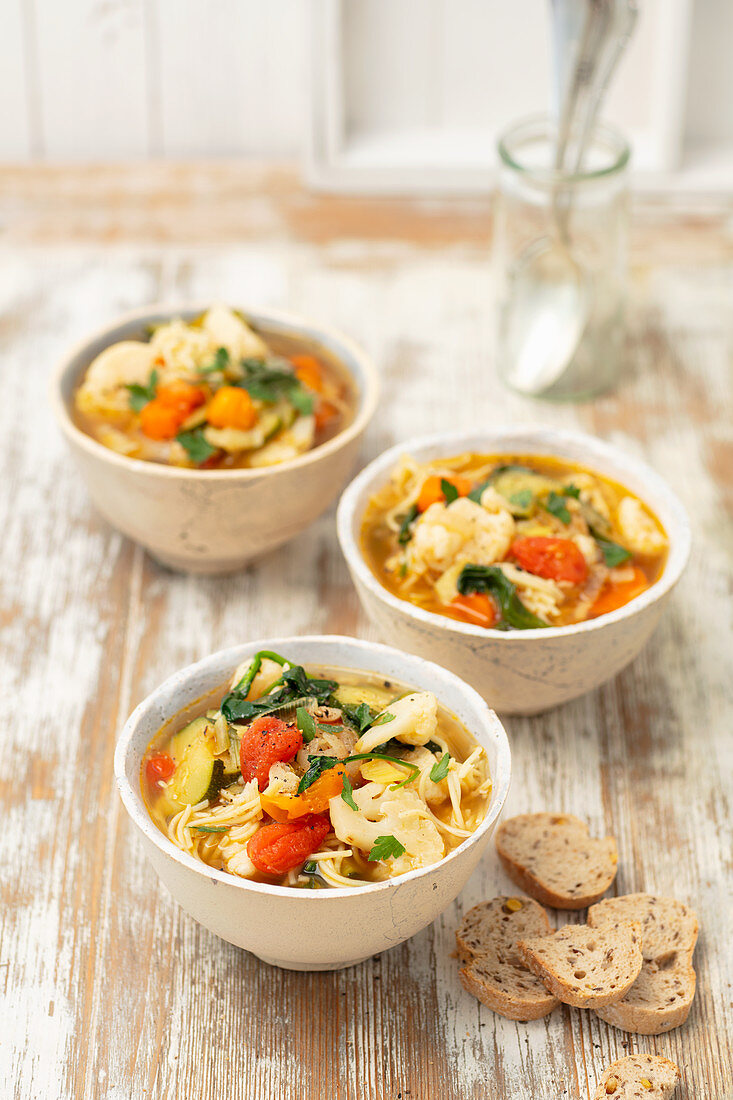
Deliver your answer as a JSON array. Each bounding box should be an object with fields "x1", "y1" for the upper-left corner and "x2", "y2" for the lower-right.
[{"x1": 1, "y1": 166, "x2": 731, "y2": 1100}]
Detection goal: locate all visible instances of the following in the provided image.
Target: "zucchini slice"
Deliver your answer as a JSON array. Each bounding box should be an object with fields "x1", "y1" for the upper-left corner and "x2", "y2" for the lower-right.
[{"x1": 165, "y1": 721, "x2": 240, "y2": 807}]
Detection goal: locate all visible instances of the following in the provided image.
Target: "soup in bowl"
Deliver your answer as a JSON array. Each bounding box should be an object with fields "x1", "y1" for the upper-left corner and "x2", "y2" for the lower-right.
[
  {"x1": 52, "y1": 304, "x2": 378, "y2": 573},
  {"x1": 115, "y1": 636, "x2": 511, "y2": 969},
  {"x1": 337, "y1": 428, "x2": 690, "y2": 714}
]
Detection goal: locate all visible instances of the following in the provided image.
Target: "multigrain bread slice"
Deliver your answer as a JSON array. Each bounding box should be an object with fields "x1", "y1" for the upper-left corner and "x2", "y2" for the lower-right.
[
  {"x1": 593, "y1": 1054, "x2": 681, "y2": 1098},
  {"x1": 495, "y1": 813, "x2": 618, "y2": 909},
  {"x1": 456, "y1": 897, "x2": 560, "y2": 1020},
  {"x1": 516, "y1": 920, "x2": 643, "y2": 1008},
  {"x1": 588, "y1": 894, "x2": 699, "y2": 1034}
]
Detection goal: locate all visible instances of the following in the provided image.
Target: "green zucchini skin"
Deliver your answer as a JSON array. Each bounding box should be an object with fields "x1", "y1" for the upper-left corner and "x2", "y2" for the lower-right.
[{"x1": 165, "y1": 719, "x2": 240, "y2": 807}]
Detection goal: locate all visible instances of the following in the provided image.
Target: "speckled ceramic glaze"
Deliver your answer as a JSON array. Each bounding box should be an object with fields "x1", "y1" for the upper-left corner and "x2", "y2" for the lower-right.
[
  {"x1": 114, "y1": 636, "x2": 511, "y2": 971},
  {"x1": 51, "y1": 305, "x2": 379, "y2": 573},
  {"x1": 337, "y1": 428, "x2": 691, "y2": 715}
]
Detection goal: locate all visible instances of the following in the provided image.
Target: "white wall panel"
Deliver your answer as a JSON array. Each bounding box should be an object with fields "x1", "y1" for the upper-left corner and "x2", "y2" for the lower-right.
[{"x1": 2, "y1": 0, "x2": 34, "y2": 158}]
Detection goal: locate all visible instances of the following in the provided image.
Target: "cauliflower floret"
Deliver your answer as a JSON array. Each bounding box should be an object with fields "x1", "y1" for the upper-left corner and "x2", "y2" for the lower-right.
[
  {"x1": 202, "y1": 304, "x2": 269, "y2": 360},
  {"x1": 328, "y1": 782, "x2": 444, "y2": 873},
  {"x1": 409, "y1": 497, "x2": 515, "y2": 577},
  {"x1": 572, "y1": 532, "x2": 603, "y2": 566},
  {"x1": 149, "y1": 318, "x2": 215, "y2": 378},
  {"x1": 229, "y1": 656, "x2": 288, "y2": 697},
  {"x1": 570, "y1": 472, "x2": 613, "y2": 520},
  {"x1": 76, "y1": 341, "x2": 158, "y2": 414},
  {"x1": 355, "y1": 691, "x2": 438, "y2": 753},
  {"x1": 616, "y1": 497, "x2": 667, "y2": 557},
  {"x1": 408, "y1": 745, "x2": 450, "y2": 807}
]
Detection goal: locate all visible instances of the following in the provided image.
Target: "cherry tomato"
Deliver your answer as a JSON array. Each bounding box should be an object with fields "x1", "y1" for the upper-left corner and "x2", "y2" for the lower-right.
[
  {"x1": 239, "y1": 715, "x2": 303, "y2": 791},
  {"x1": 247, "y1": 814, "x2": 331, "y2": 875},
  {"x1": 146, "y1": 752, "x2": 175, "y2": 784},
  {"x1": 510, "y1": 536, "x2": 589, "y2": 585},
  {"x1": 449, "y1": 591, "x2": 499, "y2": 628},
  {"x1": 417, "y1": 475, "x2": 473, "y2": 513}
]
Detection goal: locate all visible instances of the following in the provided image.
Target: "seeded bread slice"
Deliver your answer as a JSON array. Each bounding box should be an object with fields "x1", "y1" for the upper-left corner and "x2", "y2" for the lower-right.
[
  {"x1": 456, "y1": 897, "x2": 560, "y2": 1020},
  {"x1": 495, "y1": 813, "x2": 618, "y2": 909},
  {"x1": 588, "y1": 894, "x2": 699, "y2": 1034},
  {"x1": 516, "y1": 920, "x2": 643, "y2": 1008},
  {"x1": 593, "y1": 1054, "x2": 681, "y2": 1098}
]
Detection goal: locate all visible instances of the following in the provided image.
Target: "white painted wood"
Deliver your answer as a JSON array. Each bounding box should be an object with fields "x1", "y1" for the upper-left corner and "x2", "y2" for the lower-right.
[{"x1": 1, "y1": 0, "x2": 34, "y2": 158}]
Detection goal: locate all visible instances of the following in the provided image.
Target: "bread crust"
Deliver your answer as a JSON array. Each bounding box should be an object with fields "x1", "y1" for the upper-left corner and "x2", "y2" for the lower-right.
[
  {"x1": 589, "y1": 894, "x2": 699, "y2": 1035},
  {"x1": 496, "y1": 813, "x2": 618, "y2": 910}
]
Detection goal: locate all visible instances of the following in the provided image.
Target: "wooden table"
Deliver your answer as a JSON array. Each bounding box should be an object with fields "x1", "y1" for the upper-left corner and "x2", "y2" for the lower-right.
[{"x1": 2, "y1": 165, "x2": 731, "y2": 1100}]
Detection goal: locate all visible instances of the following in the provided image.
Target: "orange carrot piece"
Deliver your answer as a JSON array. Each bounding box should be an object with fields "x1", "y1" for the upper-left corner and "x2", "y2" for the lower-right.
[
  {"x1": 260, "y1": 765, "x2": 345, "y2": 822},
  {"x1": 449, "y1": 592, "x2": 499, "y2": 628},
  {"x1": 206, "y1": 386, "x2": 257, "y2": 431},
  {"x1": 417, "y1": 475, "x2": 473, "y2": 512},
  {"x1": 589, "y1": 565, "x2": 648, "y2": 618},
  {"x1": 292, "y1": 354, "x2": 325, "y2": 394}
]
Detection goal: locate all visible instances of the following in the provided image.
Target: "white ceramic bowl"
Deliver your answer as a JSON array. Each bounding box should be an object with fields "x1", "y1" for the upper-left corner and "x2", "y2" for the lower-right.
[
  {"x1": 51, "y1": 304, "x2": 379, "y2": 573},
  {"x1": 337, "y1": 428, "x2": 691, "y2": 715},
  {"x1": 114, "y1": 635, "x2": 511, "y2": 971}
]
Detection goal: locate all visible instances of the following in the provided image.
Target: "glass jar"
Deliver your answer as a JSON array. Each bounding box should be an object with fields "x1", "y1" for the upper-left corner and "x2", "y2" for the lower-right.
[{"x1": 495, "y1": 115, "x2": 630, "y2": 401}]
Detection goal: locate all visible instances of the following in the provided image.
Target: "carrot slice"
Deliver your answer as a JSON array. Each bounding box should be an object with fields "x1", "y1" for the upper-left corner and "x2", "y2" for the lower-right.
[
  {"x1": 206, "y1": 386, "x2": 257, "y2": 430},
  {"x1": 589, "y1": 565, "x2": 648, "y2": 618},
  {"x1": 292, "y1": 354, "x2": 324, "y2": 394},
  {"x1": 417, "y1": 475, "x2": 473, "y2": 512},
  {"x1": 449, "y1": 592, "x2": 499, "y2": 628},
  {"x1": 261, "y1": 765, "x2": 346, "y2": 821}
]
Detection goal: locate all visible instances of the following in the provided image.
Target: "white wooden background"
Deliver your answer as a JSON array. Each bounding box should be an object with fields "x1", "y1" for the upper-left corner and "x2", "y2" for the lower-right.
[
  {"x1": 1, "y1": 165, "x2": 731, "y2": 1100},
  {"x1": 4, "y1": 0, "x2": 733, "y2": 187}
]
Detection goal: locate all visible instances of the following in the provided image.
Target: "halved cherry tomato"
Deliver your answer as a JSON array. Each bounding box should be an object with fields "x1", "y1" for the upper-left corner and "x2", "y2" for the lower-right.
[
  {"x1": 589, "y1": 565, "x2": 648, "y2": 619},
  {"x1": 139, "y1": 381, "x2": 206, "y2": 440},
  {"x1": 291, "y1": 354, "x2": 324, "y2": 394},
  {"x1": 239, "y1": 715, "x2": 303, "y2": 791},
  {"x1": 261, "y1": 764, "x2": 346, "y2": 821},
  {"x1": 449, "y1": 592, "x2": 499, "y2": 628},
  {"x1": 146, "y1": 752, "x2": 175, "y2": 784},
  {"x1": 206, "y1": 386, "x2": 257, "y2": 431},
  {"x1": 511, "y1": 536, "x2": 589, "y2": 584},
  {"x1": 417, "y1": 475, "x2": 473, "y2": 512},
  {"x1": 247, "y1": 814, "x2": 331, "y2": 875}
]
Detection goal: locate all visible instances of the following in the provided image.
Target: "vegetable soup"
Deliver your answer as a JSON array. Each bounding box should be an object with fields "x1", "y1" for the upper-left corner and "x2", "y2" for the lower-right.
[
  {"x1": 73, "y1": 305, "x2": 355, "y2": 469},
  {"x1": 361, "y1": 453, "x2": 668, "y2": 629},
  {"x1": 143, "y1": 650, "x2": 491, "y2": 889}
]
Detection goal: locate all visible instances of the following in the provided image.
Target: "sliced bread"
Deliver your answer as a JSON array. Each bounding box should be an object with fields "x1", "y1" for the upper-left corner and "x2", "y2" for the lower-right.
[
  {"x1": 516, "y1": 920, "x2": 643, "y2": 1008},
  {"x1": 588, "y1": 894, "x2": 699, "y2": 1034},
  {"x1": 456, "y1": 896, "x2": 560, "y2": 1020},
  {"x1": 593, "y1": 1054, "x2": 681, "y2": 1098},
  {"x1": 495, "y1": 813, "x2": 618, "y2": 909}
]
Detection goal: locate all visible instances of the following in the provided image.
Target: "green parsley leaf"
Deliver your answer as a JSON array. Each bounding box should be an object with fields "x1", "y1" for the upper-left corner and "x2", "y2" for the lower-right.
[
  {"x1": 440, "y1": 478, "x2": 459, "y2": 504},
  {"x1": 509, "y1": 489, "x2": 533, "y2": 511},
  {"x1": 176, "y1": 428, "x2": 217, "y2": 466},
  {"x1": 289, "y1": 388, "x2": 315, "y2": 415},
  {"x1": 397, "y1": 503, "x2": 419, "y2": 545},
  {"x1": 296, "y1": 707, "x2": 317, "y2": 744},
  {"x1": 562, "y1": 483, "x2": 581, "y2": 499},
  {"x1": 126, "y1": 369, "x2": 158, "y2": 413},
  {"x1": 429, "y1": 753, "x2": 451, "y2": 782},
  {"x1": 192, "y1": 825, "x2": 229, "y2": 834},
  {"x1": 370, "y1": 711, "x2": 395, "y2": 728},
  {"x1": 340, "y1": 774, "x2": 358, "y2": 811},
  {"x1": 545, "y1": 490, "x2": 572, "y2": 525},
  {"x1": 198, "y1": 346, "x2": 230, "y2": 374},
  {"x1": 457, "y1": 564, "x2": 549, "y2": 630},
  {"x1": 593, "y1": 535, "x2": 632, "y2": 568},
  {"x1": 467, "y1": 479, "x2": 492, "y2": 504},
  {"x1": 341, "y1": 702, "x2": 375, "y2": 732},
  {"x1": 368, "y1": 834, "x2": 406, "y2": 862}
]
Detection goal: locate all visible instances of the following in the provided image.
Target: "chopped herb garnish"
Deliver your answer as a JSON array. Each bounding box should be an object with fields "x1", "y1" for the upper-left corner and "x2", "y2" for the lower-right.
[
  {"x1": 467, "y1": 479, "x2": 492, "y2": 504},
  {"x1": 289, "y1": 388, "x2": 315, "y2": 415},
  {"x1": 457, "y1": 564, "x2": 549, "y2": 630},
  {"x1": 368, "y1": 835, "x2": 406, "y2": 862},
  {"x1": 296, "y1": 707, "x2": 317, "y2": 744},
  {"x1": 176, "y1": 427, "x2": 217, "y2": 465},
  {"x1": 424, "y1": 739, "x2": 443, "y2": 755},
  {"x1": 126, "y1": 369, "x2": 158, "y2": 413},
  {"x1": 429, "y1": 753, "x2": 451, "y2": 782},
  {"x1": 237, "y1": 356, "x2": 313, "y2": 416},
  {"x1": 340, "y1": 774, "x2": 358, "y2": 811},
  {"x1": 562, "y1": 483, "x2": 581, "y2": 499},
  {"x1": 341, "y1": 702, "x2": 375, "y2": 732},
  {"x1": 192, "y1": 825, "x2": 229, "y2": 834},
  {"x1": 370, "y1": 711, "x2": 395, "y2": 728},
  {"x1": 397, "y1": 504, "x2": 419, "y2": 545},
  {"x1": 297, "y1": 755, "x2": 342, "y2": 794},
  {"x1": 545, "y1": 490, "x2": 572, "y2": 525},
  {"x1": 198, "y1": 346, "x2": 230, "y2": 374},
  {"x1": 302, "y1": 860, "x2": 318, "y2": 875},
  {"x1": 593, "y1": 534, "x2": 632, "y2": 568},
  {"x1": 441, "y1": 478, "x2": 459, "y2": 504}
]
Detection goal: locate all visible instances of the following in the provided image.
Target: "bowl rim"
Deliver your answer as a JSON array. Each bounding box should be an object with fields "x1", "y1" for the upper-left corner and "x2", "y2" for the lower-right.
[
  {"x1": 336, "y1": 426, "x2": 692, "y2": 641},
  {"x1": 114, "y1": 634, "x2": 512, "y2": 900},
  {"x1": 50, "y1": 302, "x2": 380, "y2": 480}
]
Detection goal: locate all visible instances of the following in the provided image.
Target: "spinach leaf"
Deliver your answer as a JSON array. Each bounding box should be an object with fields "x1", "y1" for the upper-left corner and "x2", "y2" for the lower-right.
[
  {"x1": 457, "y1": 564, "x2": 549, "y2": 630},
  {"x1": 221, "y1": 654, "x2": 333, "y2": 723},
  {"x1": 593, "y1": 534, "x2": 632, "y2": 568},
  {"x1": 280, "y1": 665, "x2": 336, "y2": 703},
  {"x1": 430, "y1": 753, "x2": 451, "y2": 782},
  {"x1": 545, "y1": 490, "x2": 572, "y2": 525},
  {"x1": 341, "y1": 702, "x2": 376, "y2": 732},
  {"x1": 340, "y1": 775, "x2": 358, "y2": 811},
  {"x1": 176, "y1": 428, "x2": 217, "y2": 465},
  {"x1": 397, "y1": 504, "x2": 419, "y2": 545},
  {"x1": 440, "y1": 478, "x2": 459, "y2": 504},
  {"x1": 368, "y1": 835, "x2": 406, "y2": 862},
  {"x1": 126, "y1": 369, "x2": 158, "y2": 413},
  {"x1": 296, "y1": 707, "x2": 317, "y2": 744},
  {"x1": 424, "y1": 739, "x2": 443, "y2": 755}
]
